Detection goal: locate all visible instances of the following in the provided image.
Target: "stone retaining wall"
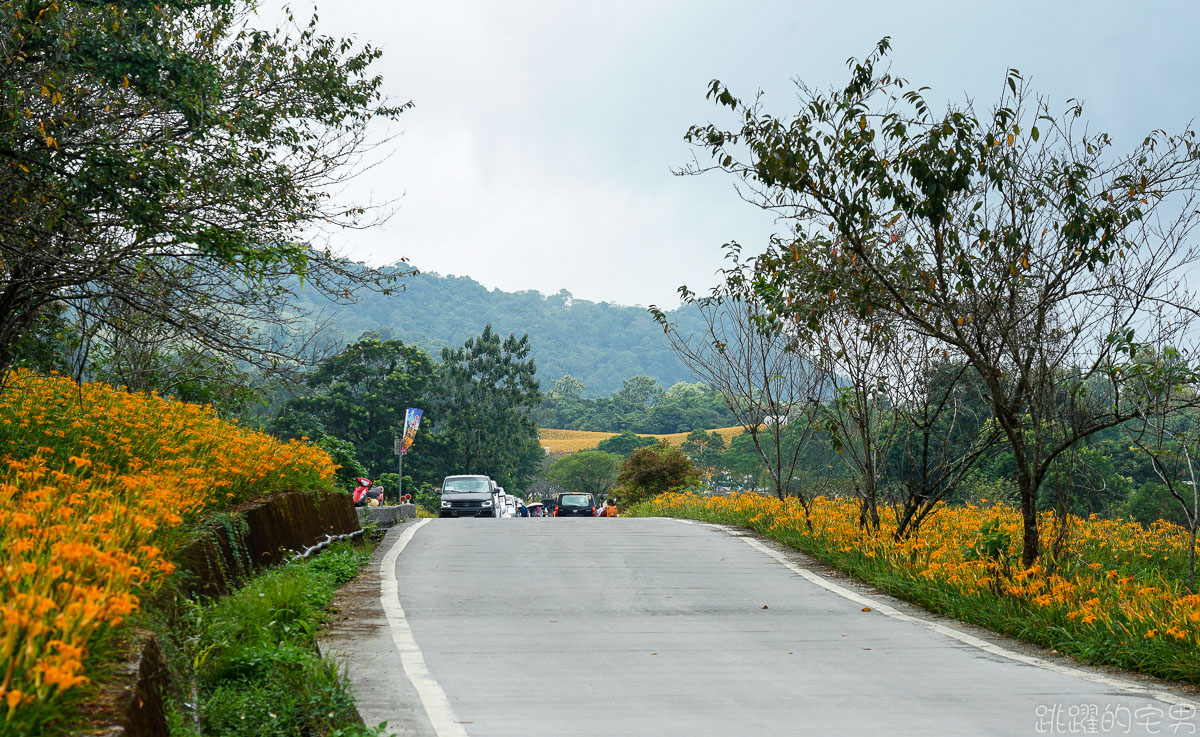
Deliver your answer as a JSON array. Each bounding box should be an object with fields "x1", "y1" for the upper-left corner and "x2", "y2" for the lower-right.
[
  {"x1": 79, "y1": 632, "x2": 169, "y2": 737},
  {"x1": 175, "y1": 489, "x2": 359, "y2": 598},
  {"x1": 89, "y1": 489, "x2": 360, "y2": 736},
  {"x1": 355, "y1": 503, "x2": 416, "y2": 531}
]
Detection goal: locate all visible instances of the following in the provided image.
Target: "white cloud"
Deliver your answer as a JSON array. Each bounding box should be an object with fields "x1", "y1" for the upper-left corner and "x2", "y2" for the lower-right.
[{"x1": 274, "y1": 0, "x2": 1200, "y2": 307}]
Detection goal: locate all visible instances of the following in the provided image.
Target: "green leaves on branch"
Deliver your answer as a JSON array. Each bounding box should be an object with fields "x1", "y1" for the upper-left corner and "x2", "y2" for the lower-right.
[
  {"x1": 0, "y1": 0, "x2": 411, "y2": 379},
  {"x1": 683, "y1": 38, "x2": 1200, "y2": 566}
]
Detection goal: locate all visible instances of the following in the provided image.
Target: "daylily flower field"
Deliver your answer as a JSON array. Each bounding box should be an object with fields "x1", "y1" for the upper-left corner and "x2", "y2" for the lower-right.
[
  {"x1": 0, "y1": 371, "x2": 335, "y2": 730},
  {"x1": 631, "y1": 491, "x2": 1200, "y2": 682}
]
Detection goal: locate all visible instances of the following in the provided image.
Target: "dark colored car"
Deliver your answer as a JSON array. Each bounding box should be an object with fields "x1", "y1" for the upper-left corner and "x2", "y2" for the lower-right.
[{"x1": 553, "y1": 492, "x2": 596, "y2": 517}]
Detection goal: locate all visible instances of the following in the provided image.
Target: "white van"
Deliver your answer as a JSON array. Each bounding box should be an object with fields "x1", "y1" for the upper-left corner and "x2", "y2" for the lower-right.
[{"x1": 439, "y1": 475, "x2": 502, "y2": 518}]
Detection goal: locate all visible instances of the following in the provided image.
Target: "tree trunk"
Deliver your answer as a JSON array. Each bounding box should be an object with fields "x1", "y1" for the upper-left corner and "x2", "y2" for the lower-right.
[
  {"x1": 895, "y1": 496, "x2": 920, "y2": 540},
  {"x1": 866, "y1": 476, "x2": 880, "y2": 531},
  {"x1": 1017, "y1": 468, "x2": 1040, "y2": 568},
  {"x1": 1189, "y1": 526, "x2": 1196, "y2": 594},
  {"x1": 1001, "y1": 415, "x2": 1041, "y2": 568}
]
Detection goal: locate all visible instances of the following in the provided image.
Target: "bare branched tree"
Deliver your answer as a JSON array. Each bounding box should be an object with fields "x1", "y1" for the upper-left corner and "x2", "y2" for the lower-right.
[
  {"x1": 1126, "y1": 346, "x2": 1200, "y2": 591},
  {"x1": 813, "y1": 312, "x2": 898, "y2": 531},
  {"x1": 683, "y1": 39, "x2": 1200, "y2": 565},
  {"x1": 884, "y1": 333, "x2": 1000, "y2": 539},
  {"x1": 651, "y1": 247, "x2": 828, "y2": 518}
]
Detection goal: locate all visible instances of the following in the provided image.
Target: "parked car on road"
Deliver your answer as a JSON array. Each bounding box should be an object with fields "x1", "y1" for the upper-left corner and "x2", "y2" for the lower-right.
[
  {"x1": 498, "y1": 489, "x2": 517, "y2": 518},
  {"x1": 553, "y1": 492, "x2": 596, "y2": 517},
  {"x1": 439, "y1": 475, "x2": 501, "y2": 518}
]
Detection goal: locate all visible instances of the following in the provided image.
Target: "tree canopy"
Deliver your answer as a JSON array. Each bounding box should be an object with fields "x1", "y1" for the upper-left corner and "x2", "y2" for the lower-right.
[
  {"x1": 545, "y1": 451, "x2": 623, "y2": 500},
  {"x1": 536, "y1": 375, "x2": 735, "y2": 433},
  {"x1": 616, "y1": 444, "x2": 698, "y2": 505},
  {"x1": 270, "y1": 327, "x2": 544, "y2": 494},
  {"x1": 434, "y1": 325, "x2": 543, "y2": 491},
  {"x1": 0, "y1": 0, "x2": 408, "y2": 385},
  {"x1": 684, "y1": 38, "x2": 1200, "y2": 564}
]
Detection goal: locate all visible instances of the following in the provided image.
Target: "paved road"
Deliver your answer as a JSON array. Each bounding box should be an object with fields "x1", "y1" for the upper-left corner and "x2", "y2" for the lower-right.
[{"x1": 324, "y1": 518, "x2": 1197, "y2": 737}]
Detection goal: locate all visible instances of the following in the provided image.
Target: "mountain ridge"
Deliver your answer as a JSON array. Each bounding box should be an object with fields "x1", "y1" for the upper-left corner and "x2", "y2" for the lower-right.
[{"x1": 295, "y1": 265, "x2": 708, "y2": 396}]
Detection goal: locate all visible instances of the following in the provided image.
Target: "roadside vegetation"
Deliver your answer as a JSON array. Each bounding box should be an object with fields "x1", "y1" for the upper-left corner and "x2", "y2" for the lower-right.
[
  {"x1": 612, "y1": 38, "x2": 1200, "y2": 687},
  {"x1": 164, "y1": 542, "x2": 386, "y2": 737},
  {"x1": 629, "y1": 492, "x2": 1200, "y2": 682},
  {"x1": 0, "y1": 371, "x2": 336, "y2": 735}
]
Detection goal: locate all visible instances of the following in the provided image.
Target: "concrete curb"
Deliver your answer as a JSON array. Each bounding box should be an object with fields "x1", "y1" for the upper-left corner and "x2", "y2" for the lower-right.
[
  {"x1": 319, "y1": 524, "x2": 438, "y2": 737},
  {"x1": 357, "y1": 504, "x2": 417, "y2": 531}
]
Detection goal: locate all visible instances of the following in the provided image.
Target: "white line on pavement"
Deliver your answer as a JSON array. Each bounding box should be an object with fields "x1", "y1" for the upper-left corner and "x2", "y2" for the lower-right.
[
  {"x1": 379, "y1": 519, "x2": 470, "y2": 737},
  {"x1": 675, "y1": 518, "x2": 1198, "y2": 708}
]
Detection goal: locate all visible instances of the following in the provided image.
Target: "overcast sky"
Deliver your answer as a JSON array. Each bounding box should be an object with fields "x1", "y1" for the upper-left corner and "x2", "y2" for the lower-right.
[{"x1": 274, "y1": 1, "x2": 1199, "y2": 308}]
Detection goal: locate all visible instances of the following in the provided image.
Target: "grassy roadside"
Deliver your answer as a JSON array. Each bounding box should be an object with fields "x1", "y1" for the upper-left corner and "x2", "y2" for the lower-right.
[
  {"x1": 158, "y1": 541, "x2": 390, "y2": 737},
  {"x1": 627, "y1": 492, "x2": 1200, "y2": 684}
]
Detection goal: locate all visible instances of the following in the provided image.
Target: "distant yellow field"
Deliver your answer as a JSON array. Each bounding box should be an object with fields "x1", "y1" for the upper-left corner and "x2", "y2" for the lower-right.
[{"x1": 537, "y1": 426, "x2": 744, "y2": 454}]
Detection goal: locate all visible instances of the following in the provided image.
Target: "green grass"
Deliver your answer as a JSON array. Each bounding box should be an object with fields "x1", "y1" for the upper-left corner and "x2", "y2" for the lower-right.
[{"x1": 164, "y1": 542, "x2": 391, "y2": 737}]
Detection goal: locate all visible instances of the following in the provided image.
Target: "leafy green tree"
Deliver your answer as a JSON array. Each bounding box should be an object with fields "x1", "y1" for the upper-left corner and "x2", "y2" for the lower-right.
[
  {"x1": 318, "y1": 435, "x2": 369, "y2": 492},
  {"x1": 435, "y1": 325, "x2": 542, "y2": 491},
  {"x1": 612, "y1": 375, "x2": 662, "y2": 416},
  {"x1": 271, "y1": 337, "x2": 436, "y2": 479},
  {"x1": 537, "y1": 376, "x2": 735, "y2": 434},
  {"x1": 0, "y1": 0, "x2": 408, "y2": 381},
  {"x1": 534, "y1": 374, "x2": 589, "y2": 428},
  {"x1": 545, "y1": 451, "x2": 623, "y2": 500},
  {"x1": 685, "y1": 39, "x2": 1200, "y2": 565},
  {"x1": 8, "y1": 302, "x2": 79, "y2": 375},
  {"x1": 644, "y1": 382, "x2": 731, "y2": 434},
  {"x1": 1121, "y1": 483, "x2": 1189, "y2": 528},
  {"x1": 616, "y1": 445, "x2": 698, "y2": 505},
  {"x1": 680, "y1": 429, "x2": 726, "y2": 479},
  {"x1": 720, "y1": 433, "x2": 766, "y2": 489},
  {"x1": 596, "y1": 430, "x2": 659, "y2": 457},
  {"x1": 549, "y1": 374, "x2": 587, "y2": 401}
]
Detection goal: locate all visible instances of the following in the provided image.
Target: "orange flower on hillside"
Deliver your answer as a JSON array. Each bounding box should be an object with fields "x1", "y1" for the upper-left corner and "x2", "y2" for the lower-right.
[{"x1": 0, "y1": 370, "x2": 336, "y2": 728}]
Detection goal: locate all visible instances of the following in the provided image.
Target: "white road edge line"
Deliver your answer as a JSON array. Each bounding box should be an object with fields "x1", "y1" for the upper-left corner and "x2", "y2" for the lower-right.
[
  {"x1": 379, "y1": 519, "x2": 470, "y2": 737},
  {"x1": 673, "y1": 518, "x2": 1198, "y2": 708}
]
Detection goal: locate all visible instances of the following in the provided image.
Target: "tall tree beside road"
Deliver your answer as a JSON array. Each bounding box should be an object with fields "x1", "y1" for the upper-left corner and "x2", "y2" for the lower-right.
[
  {"x1": 0, "y1": 0, "x2": 409, "y2": 383},
  {"x1": 815, "y1": 314, "x2": 900, "y2": 532},
  {"x1": 1126, "y1": 348, "x2": 1200, "y2": 591},
  {"x1": 615, "y1": 444, "x2": 698, "y2": 505},
  {"x1": 436, "y1": 325, "x2": 543, "y2": 491},
  {"x1": 270, "y1": 337, "x2": 437, "y2": 479},
  {"x1": 546, "y1": 451, "x2": 623, "y2": 501},
  {"x1": 685, "y1": 39, "x2": 1200, "y2": 565}
]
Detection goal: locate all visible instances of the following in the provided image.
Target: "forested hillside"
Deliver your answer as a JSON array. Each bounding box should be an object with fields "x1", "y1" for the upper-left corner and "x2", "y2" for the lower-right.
[{"x1": 293, "y1": 266, "x2": 707, "y2": 396}]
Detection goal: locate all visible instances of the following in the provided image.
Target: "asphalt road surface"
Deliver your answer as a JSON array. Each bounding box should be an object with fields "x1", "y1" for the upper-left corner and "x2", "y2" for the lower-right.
[{"x1": 322, "y1": 518, "x2": 1198, "y2": 737}]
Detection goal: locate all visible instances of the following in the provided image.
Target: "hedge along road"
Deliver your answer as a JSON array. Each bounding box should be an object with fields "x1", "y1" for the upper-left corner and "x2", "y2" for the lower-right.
[{"x1": 332, "y1": 518, "x2": 1199, "y2": 737}]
